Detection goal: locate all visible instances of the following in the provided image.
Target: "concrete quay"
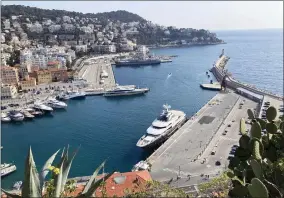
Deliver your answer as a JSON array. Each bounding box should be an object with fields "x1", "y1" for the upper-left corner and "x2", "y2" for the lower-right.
[{"x1": 147, "y1": 92, "x2": 255, "y2": 185}]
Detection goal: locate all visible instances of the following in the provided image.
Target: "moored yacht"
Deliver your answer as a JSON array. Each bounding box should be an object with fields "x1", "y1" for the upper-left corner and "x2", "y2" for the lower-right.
[
  {"x1": 24, "y1": 108, "x2": 44, "y2": 117},
  {"x1": 103, "y1": 85, "x2": 149, "y2": 97},
  {"x1": 45, "y1": 98, "x2": 67, "y2": 109},
  {"x1": 61, "y1": 90, "x2": 86, "y2": 100},
  {"x1": 34, "y1": 102, "x2": 53, "y2": 112},
  {"x1": 8, "y1": 111, "x2": 25, "y2": 122},
  {"x1": 20, "y1": 110, "x2": 35, "y2": 120},
  {"x1": 1, "y1": 112, "x2": 11, "y2": 122},
  {"x1": 136, "y1": 104, "x2": 186, "y2": 149},
  {"x1": 1, "y1": 163, "x2": 16, "y2": 177}
]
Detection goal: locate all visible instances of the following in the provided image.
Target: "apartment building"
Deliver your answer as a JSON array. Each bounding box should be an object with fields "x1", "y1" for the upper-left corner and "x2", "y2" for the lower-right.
[
  {"x1": 1, "y1": 84, "x2": 18, "y2": 99},
  {"x1": 1, "y1": 66, "x2": 19, "y2": 85},
  {"x1": 34, "y1": 70, "x2": 52, "y2": 84},
  {"x1": 20, "y1": 76, "x2": 37, "y2": 90}
]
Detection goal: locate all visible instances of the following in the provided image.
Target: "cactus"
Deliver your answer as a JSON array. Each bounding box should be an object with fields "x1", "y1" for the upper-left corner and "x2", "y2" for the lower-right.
[
  {"x1": 249, "y1": 159, "x2": 264, "y2": 180},
  {"x1": 266, "y1": 106, "x2": 277, "y2": 122},
  {"x1": 235, "y1": 147, "x2": 251, "y2": 161},
  {"x1": 247, "y1": 109, "x2": 255, "y2": 119},
  {"x1": 249, "y1": 138, "x2": 263, "y2": 161},
  {"x1": 280, "y1": 122, "x2": 284, "y2": 134},
  {"x1": 250, "y1": 121, "x2": 262, "y2": 139},
  {"x1": 266, "y1": 122, "x2": 278, "y2": 134},
  {"x1": 263, "y1": 179, "x2": 283, "y2": 198},
  {"x1": 240, "y1": 118, "x2": 247, "y2": 135},
  {"x1": 256, "y1": 118, "x2": 267, "y2": 130},
  {"x1": 2, "y1": 147, "x2": 114, "y2": 198},
  {"x1": 239, "y1": 135, "x2": 250, "y2": 149},
  {"x1": 229, "y1": 185, "x2": 249, "y2": 197},
  {"x1": 248, "y1": 178, "x2": 269, "y2": 198}
]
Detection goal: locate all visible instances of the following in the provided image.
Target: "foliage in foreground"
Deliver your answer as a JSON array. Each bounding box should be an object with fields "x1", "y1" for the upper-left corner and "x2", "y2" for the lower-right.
[
  {"x1": 227, "y1": 106, "x2": 284, "y2": 198},
  {"x1": 198, "y1": 173, "x2": 231, "y2": 197},
  {"x1": 2, "y1": 146, "x2": 114, "y2": 198},
  {"x1": 128, "y1": 180, "x2": 187, "y2": 197}
]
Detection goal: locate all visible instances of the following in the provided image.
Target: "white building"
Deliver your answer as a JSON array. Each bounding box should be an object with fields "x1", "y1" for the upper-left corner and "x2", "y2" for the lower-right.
[
  {"x1": 32, "y1": 54, "x2": 48, "y2": 69},
  {"x1": 1, "y1": 84, "x2": 18, "y2": 99}
]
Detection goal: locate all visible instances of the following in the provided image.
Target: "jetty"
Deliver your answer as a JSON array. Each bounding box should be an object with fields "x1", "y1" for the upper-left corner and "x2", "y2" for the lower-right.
[{"x1": 145, "y1": 50, "x2": 283, "y2": 189}]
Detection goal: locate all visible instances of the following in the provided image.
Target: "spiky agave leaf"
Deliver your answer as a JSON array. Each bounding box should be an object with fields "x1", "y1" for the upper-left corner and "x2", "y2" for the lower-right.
[
  {"x1": 79, "y1": 171, "x2": 115, "y2": 197},
  {"x1": 82, "y1": 160, "x2": 107, "y2": 194},
  {"x1": 60, "y1": 146, "x2": 80, "y2": 194},
  {"x1": 54, "y1": 159, "x2": 65, "y2": 197},
  {"x1": 40, "y1": 149, "x2": 60, "y2": 187},
  {"x1": 1, "y1": 189, "x2": 22, "y2": 198},
  {"x1": 22, "y1": 147, "x2": 41, "y2": 198}
]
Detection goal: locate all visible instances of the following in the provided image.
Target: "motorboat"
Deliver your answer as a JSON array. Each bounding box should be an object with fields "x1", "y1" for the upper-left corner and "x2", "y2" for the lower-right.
[
  {"x1": 1, "y1": 163, "x2": 12, "y2": 169},
  {"x1": 168, "y1": 73, "x2": 172, "y2": 77},
  {"x1": 103, "y1": 85, "x2": 149, "y2": 97},
  {"x1": 1, "y1": 164, "x2": 16, "y2": 177},
  {"x1": 61, "y1": 91, "x2": 86, "y2": 100},
  {"x1": 1, "y1": 112, "x2": 11, "y2": 122},
  {"x1": 20, "y1": 110, "x2": 35, "y2": 119},
  {"x1": 13, "y1": 181, "x2": 23, "y2": 190},
  {"x1": 34, "y1": 102, "x2": 53, "y2": 112},
  {"x1": 131, "y1": 161, "x2": 150, "y2": 172},
  {"x1": 45, "y1": 98, "x2": 67, "y2": 109},
  {"x1": 136, "y1": 104, "x2": 186, "y2": 149},
  {"x1": 24, "y1": 107, "x2": 44, "y2": 117},
  {"x1": 8, "y1": 111, "x2": 25, "y2": 122}
]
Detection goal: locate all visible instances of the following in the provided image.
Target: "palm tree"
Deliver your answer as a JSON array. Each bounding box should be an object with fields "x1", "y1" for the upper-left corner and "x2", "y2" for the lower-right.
[{"x1": 2, "y1": 146, "x2": 114, "y2": 198}]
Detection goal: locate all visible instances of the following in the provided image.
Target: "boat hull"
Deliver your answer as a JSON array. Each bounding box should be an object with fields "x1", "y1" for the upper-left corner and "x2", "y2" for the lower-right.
[
  {"x1": 1, "y1": 118, "x2": 11, "y2": 122},
  {"x1": 137, "y1": 117, "x2": 187, "y2": 149},
  {"x1": 115, "y1": 60, "x2": 161, "y2": 67},
  {"x1": 104, "y1": 89, "x2": 149, "y2": 97}
]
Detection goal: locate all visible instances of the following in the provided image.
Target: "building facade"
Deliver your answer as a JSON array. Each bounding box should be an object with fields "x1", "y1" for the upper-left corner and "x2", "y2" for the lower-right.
[
  {"x1": 20, "y1": 76, "x2": 37, "y2": 90},
  {"x1": 34, "y1": 70, "x2": 52, "y2": 84},
  {"x1": 1, "y1": 84, "x2": 18, "y2": 99},
  {"x1": 49, "y1": 68, "x2": 68, "y2": 82},
  {"x1": 1, "y1": 66, "x2": 19, "y2": 85}
]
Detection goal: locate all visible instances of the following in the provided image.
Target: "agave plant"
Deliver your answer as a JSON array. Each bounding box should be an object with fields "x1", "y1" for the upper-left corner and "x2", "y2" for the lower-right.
[
  {"x1": 227, "y1": 106, "x2": 284, "y2": 198},
  {"x1": 2, "y1": 146, "x2": 114, "y2": 198}
]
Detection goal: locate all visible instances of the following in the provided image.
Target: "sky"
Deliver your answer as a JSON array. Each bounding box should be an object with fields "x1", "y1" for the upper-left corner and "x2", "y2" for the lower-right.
[{"x1": 2, "y1": 1, "x2": 283, "y2": 30}]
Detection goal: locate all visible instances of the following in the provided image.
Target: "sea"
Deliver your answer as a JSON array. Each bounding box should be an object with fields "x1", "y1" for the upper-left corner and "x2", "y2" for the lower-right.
[{"x1": 1, "y1": 29, "x2": 283, "y2": 189}]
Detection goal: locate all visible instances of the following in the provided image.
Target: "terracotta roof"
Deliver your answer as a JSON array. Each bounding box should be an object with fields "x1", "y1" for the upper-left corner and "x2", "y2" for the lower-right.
[{"x1": 69, "y1": 171, "x2": 152, "y2": 197}]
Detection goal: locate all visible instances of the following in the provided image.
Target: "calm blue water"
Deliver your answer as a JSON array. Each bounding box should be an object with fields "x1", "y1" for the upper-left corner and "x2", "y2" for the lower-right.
[{"x1": 2, "y1": 29, "x2": 283, "y2": 188}]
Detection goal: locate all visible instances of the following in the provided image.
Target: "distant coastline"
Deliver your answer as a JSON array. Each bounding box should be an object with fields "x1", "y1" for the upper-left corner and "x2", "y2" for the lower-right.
[{"x1": 147, "y1": 41, "x2": 226, "y2": 49}]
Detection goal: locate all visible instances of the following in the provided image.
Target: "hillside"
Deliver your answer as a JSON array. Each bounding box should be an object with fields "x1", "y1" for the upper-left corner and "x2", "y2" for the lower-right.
[{"x1": 1, "y1": 5, "x2": 147, "y2": 23}]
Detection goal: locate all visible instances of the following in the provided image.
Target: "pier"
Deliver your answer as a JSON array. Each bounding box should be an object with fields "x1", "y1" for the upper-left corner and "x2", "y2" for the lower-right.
[{"x1": 145, "y1": 51, "x2": 283, "y2": 189}]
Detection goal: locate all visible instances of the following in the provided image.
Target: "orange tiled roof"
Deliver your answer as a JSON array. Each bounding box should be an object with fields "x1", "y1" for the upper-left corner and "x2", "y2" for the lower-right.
[{"x1": 69, "y1": 171, "x2": 152, "y2": 197}]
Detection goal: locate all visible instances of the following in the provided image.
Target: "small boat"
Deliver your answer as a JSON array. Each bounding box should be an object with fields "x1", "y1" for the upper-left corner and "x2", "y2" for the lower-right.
[
  {"x1": 8, "y1": 111, "x2": 25, "y2": 122},
  {"x1": 1, "y1": 164, "x2": 16, "y2": 177},
  {"x1": 13, "y1": 181, "x2": 23, "y2": 190},
  {"x1": 24, "y1": 108, "x2": 44, "y2": 117},
  {"x1": 132, "y1": 161, "x2": 150, "y2": 172},
  {"x1": 207, "y1": 74, "x2": 210, "y2": 78},
  {"x1": 60, "y1": 91, "x2": 86, "y2": 100},
  {"x1": 168, "y1": 73, "x2": 172, "y2": 77},
  {"x1": 1, "y1": 112, "x2": 11, "y2": 122},
  {"x1": 45, "y1": 98, "x2": 67, "y2": 109}
]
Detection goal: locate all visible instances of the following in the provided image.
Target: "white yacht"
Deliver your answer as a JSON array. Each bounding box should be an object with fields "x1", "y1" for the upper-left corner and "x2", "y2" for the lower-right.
[
  {"x1": 1, "y1": 112, "x2": 11, "y2": 122},
  {"x1": 136, "y1": 104, "x2": 186, "y2": 149},
  {"x1": 8, "y1": 111, "x2": 25, "y2": 122},
  {"x1": 1, "y1": 164, "x2": 16, "y2": 177},
  {"x1": 103, "y1": 85, "x2": 149, "y2": 97},
  {"x1": 45, "y1": 98, "x2": 67, "y2": 109},
  {"x1": 20, "y1": 110, "x2": 35, "y2": 119},
  {"x1": 62, "y1": 91, "x2": 86, "y2": 100},
  {"x1": 34, "y1": 102, "x2": 53, "y2": 112}
]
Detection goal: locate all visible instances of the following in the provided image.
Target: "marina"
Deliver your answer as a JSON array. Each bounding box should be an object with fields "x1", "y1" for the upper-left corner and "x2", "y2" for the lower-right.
[{"x1": 2, "y1": 29, "x2": 283, "y2": 189}]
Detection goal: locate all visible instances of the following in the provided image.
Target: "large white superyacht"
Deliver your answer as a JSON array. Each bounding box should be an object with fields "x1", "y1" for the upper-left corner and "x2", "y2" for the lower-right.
[
  {"x1": 136, "y1": 104, "x2": 186, "y2": 149},
  {"x1": 103, "y1": 85, "x2": 149, "y2": 97}
]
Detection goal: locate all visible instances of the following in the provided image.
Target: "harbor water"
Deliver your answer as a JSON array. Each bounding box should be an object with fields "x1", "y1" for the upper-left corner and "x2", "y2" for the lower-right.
[{"x1": 1, "y1": 29, "x2": 283, "y2": 189}]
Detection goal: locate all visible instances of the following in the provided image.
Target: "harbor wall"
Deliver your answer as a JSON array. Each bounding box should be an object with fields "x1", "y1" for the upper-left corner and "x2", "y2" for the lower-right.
[{"x1": 212, "y1": 56, "x2": 283, "y2": 101}]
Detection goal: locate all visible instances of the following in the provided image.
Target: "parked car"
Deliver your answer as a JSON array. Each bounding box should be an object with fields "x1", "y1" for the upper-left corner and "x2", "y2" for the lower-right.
[
  {"x1": 1, "y1": 106, "x2": 7, "y2": 110},
  {"x1": 228, "y1": 124, "x2": 231, "y2": 127},
  {"x1": 215, "y1": 161, "x2": 221, "y2": 166}
]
